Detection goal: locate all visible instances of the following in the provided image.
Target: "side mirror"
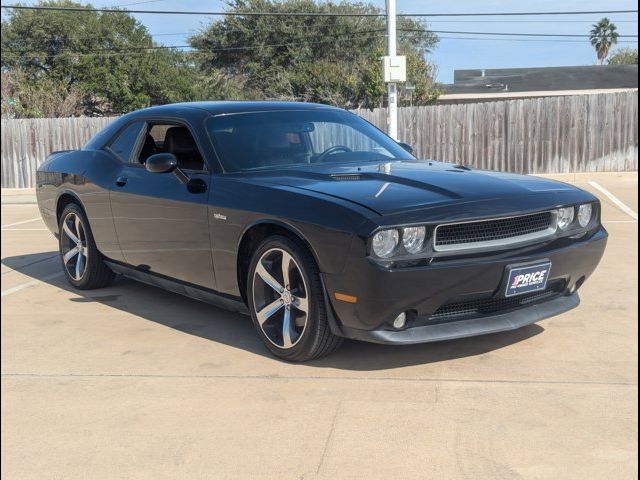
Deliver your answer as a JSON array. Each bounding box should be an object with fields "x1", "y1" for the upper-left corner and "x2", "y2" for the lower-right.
[
  {"x1": 145, "y1": 153, "x2": 177, "y2": 173},
  {"x1": 398, "y1": 142, "x2": 414, "y2": 154}
]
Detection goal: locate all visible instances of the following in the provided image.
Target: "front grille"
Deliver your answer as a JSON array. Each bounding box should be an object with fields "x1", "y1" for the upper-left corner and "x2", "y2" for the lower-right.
[
  {"x1": 434, "y1": 211, "x2": 554, "y2": 251},
  {"x1": 426, "y1": 281, "x2": 565, "y2": 324}
]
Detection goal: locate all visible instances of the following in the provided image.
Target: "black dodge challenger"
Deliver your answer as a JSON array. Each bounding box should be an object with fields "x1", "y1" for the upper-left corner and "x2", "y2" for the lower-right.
[{"x1": 36, "y1": 102, "x2": 607, "y2": 361}]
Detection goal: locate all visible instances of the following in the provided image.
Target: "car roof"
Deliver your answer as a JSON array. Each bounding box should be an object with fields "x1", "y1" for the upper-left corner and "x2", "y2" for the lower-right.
[
  {"x1": 83, "y1": 101, "x2": 347, "y2": 151},
  {"x1": 132, "y1": 101, "x2": 341, "y2": 116}
]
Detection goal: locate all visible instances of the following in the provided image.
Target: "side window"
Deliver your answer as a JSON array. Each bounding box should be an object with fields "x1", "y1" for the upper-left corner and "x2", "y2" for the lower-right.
[
  {"x1": 106, "y1": 121, "x2": 145, "y2": 163},
  {"x1": 149, "y1": 125, "x2": 171, "y2": 146},
  {"x1": 135, "y1": 123, "x2": 205, "y2": 171}
]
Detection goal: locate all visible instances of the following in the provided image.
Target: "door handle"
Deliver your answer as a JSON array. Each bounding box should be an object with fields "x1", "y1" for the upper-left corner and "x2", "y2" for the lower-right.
[{"x1": 115, "y1": 176, "x2": 128, "y2": 187}]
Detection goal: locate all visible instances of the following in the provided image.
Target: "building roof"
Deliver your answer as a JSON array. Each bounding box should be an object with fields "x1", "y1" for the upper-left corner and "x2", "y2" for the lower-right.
[
  {"x1": 437, "y1": 87, "x2": 638, "y2": 104},
  {"x1": 443, "y1": 65, "x2": 638, "y2": 96}
]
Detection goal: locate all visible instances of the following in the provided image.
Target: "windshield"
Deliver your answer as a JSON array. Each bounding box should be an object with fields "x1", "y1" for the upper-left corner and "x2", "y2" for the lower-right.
[{"x1": 205, "y1": 109, "x2": 415, "y2": 172}]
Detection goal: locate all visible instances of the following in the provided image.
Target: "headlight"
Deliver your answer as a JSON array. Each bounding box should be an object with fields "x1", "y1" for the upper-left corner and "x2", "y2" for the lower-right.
[
  {"x1": 578, "y1": 204, "x2": 593, "y2": 228},
  {"x1": 402, "y1": 226, "x2": 426, "y2": 254},
  {"x1": 372, "y1": 229, "x2": 399, "y2": 258},
  {"x1": 557, "y1": 207, "x2": 575, "y2": 230}
]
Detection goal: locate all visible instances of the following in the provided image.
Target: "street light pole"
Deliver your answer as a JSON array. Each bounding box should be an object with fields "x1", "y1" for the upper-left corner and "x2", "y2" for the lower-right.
[{"x1": 386, "y1": 0, "x2": 398, "y2": 140}]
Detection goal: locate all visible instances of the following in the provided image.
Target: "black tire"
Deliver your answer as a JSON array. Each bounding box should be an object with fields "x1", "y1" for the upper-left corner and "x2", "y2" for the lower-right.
[
  {"x1": 247, "y1": 235, "x2": 343, "y2": 361},
  {"x1": 58, "y1": 203, "x2": 115, "y2": 290}
]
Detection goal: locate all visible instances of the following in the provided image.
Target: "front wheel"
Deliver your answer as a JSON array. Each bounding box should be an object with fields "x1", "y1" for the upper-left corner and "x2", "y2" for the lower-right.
[
  {"x1": 247, "y1": 235, "x2": 342, "y2": 361},
  {"x1": 58, "y1": 203, "x2": 115, "y2": 289}
]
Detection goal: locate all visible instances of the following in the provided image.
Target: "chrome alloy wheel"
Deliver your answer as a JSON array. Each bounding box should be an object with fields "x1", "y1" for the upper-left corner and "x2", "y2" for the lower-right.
[
  {"x1": 252, "y1": 248, "x2": 309, "y2": 348},
  {"x1": 60, "y1": 212, "x2": 88, "y2": 281}
]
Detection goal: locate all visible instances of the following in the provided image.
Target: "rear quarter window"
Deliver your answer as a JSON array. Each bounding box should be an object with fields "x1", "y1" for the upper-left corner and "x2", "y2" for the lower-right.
[{"x1": 106, "y1": 121, "x2": 145, "y2": 162}]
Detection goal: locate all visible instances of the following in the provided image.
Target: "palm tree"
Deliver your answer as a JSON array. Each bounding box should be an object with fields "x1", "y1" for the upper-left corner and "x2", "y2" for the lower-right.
[{"x1": 590, "y1": 18, "x2": 620, "y2": 64}]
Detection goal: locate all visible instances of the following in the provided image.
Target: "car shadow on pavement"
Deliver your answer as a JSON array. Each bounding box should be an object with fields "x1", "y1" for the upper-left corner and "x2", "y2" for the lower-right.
[{"x1": 2, "y1": 252, "x2": 544, "y2": 371}]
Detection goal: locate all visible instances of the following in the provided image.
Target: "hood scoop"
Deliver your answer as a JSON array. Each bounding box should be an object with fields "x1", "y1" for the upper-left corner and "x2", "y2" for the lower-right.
[{"x1": 330, "y1": 173, "x2": 364, "y2": 181}]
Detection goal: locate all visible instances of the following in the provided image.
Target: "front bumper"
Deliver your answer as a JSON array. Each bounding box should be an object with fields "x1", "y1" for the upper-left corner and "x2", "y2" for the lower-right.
[
  {"x1": 341, "y1": 292, "x2": 579, "y2": 344},
  {"x1": 323, "y1": 226, "x2": 607, "y2": 344}
]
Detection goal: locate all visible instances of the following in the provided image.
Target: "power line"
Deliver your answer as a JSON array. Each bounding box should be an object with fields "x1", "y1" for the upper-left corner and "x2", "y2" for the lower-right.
[
  {"x1": 5, "y1": 34, "x2": 637, "y2": 59},
  {"x1": 136, "y1": 18, "x2": 640, "y2": 38},
  {"x1": 75, "y1": 20, "x2": 640, "y2": 40},
  {"x1": 150, "y1": 32, "x2": 195, "y2": 37},
  {"x1": 4, "y1": 25, "x2": 638, "y2": 41},
  {"x1": 435, "y1": 35, "x2": 638, "y2": 44},
  {"x1": 406, "y1": 10, "x2": 638, "y2": 18},
  {"x1": 1, "y1": 30, "x2": 390, "y2": 56},
  {"x1": 429, "y1": 30, "x2": 637, "y2": 38},
  {"x1": 0, "y1": 5, "x2": 638, "y2": 17},
  {"x1": 101, "y1": 18, "x2": 637, "y2": 38},
  {"x1": 4, "y1": 27, "x2": 393, "y2": 53},
  {"x1": 4, "y1": 26, "x2": 636, "y2": 49},
  {"x1": 116, "y1": 0, "x2": 167, "y2": 6},
  {"x1": 419, "y1": 19, "x2": 639, "y2": 23}
]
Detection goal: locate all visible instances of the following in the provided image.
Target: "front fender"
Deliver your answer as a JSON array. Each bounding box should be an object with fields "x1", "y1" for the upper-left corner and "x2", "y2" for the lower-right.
[{"x1": 208, "y1": 177, "x2": 369, "y2": 296}]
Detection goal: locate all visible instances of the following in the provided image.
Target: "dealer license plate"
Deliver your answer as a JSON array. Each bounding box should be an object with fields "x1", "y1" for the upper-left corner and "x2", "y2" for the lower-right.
[{"x1": 505, "y1": 262, "x2": 552, "y2": 297}]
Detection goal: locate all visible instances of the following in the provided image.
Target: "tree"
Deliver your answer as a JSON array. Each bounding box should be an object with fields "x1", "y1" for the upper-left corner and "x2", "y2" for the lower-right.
[
  {"x1": 608, "y1": 48, "x2": 638, "y2": 65},
  {"x1": 189, "y1": 0, "x2": 440, "y2": 108},
  {"x1": 1, "y1": 0, "x2": 202, "y2": 116},
  {"x1": 589, "y1": 18, "x2": 620, "y2": 65},
  {"x1": 1, "y1": 68, "x2": 84, "y2": 118}
]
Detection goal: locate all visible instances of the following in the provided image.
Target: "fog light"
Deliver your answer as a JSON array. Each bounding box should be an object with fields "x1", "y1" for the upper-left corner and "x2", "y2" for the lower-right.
[{"x1": 392, "y1": 312, "x2": 407, "y2": 329}]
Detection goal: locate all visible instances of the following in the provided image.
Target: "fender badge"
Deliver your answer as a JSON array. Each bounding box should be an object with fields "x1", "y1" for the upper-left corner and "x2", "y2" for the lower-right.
[{"x1": 213, "y1": 213, "x2": 227, "y2": 221}]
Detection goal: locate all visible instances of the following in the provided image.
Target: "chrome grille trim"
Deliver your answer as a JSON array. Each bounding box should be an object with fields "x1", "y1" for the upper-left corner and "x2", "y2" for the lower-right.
[{"x1": 433, "y1": 211, "x2": 557, "y2": 252}]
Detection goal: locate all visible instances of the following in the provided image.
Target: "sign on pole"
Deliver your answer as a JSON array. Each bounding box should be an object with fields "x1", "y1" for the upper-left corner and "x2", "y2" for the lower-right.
[{"x1": 384, "y1": 0, "x2": 406, "y2": 140}]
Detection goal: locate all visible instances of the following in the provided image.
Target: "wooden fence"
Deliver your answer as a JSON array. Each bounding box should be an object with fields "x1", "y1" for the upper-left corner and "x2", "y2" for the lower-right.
[
  {"x1": 354, "y1": 90, "x2": 638, "y2": 175},
  {"x1": 1, "y1": 91, "x2": 637, "y2": 188},
  {"x1": 1, "y1": 117, "x2": 114, "y2": 188}
]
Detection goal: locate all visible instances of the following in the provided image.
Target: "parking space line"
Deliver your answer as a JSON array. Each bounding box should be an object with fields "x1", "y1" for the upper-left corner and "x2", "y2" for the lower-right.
[
  {"x1": 1, "y1": 217, "x2": 41, "y2": 228},
  {"x1": 588, "y1": 181, "x2": 638, "y2": 220},
  {"x1": 0, "y1": 272, "x2": 63, "y2": 298}
]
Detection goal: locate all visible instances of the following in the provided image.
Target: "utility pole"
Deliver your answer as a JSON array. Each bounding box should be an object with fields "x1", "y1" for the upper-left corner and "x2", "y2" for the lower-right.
[
  {"x1": 384, "y1": 0, "x2": 405, "y2": 140},
  {"x1": 386, "y1": 0, "x2": 398, "y2": 140}
]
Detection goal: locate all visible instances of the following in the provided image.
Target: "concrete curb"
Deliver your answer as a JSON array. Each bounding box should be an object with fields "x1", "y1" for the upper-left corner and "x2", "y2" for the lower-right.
[
  {"x1": 2, "y1": 197, "x2": 37, "y2": 205},
  {"x1": 1, "y1": 188, "x2": 37, "y2": 205}
]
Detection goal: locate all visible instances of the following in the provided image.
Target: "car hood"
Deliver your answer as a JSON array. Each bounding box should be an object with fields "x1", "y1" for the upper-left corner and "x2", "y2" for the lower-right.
[{"x1": 247, "y1": 160, "x2": 577, "y2": 216}]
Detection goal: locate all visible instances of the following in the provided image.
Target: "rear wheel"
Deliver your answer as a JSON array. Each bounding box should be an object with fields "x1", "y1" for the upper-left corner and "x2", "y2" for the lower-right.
[
  {"x1": 247, "y1": 235, "x2": 342, "y2": 361},
  {"x1": 59, "y1": 203, "x2": 115, "y2": 289}
]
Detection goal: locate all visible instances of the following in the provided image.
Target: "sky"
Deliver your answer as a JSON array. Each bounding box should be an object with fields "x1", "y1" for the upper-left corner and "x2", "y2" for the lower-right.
[{"x1": 1, "y1": 0, "x2": 638, "y2": 83}]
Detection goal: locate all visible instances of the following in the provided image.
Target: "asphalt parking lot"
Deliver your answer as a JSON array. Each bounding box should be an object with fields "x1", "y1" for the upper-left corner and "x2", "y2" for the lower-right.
[{"x1": 1, "y1": 172, "x2": 637, "y2": 479}]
